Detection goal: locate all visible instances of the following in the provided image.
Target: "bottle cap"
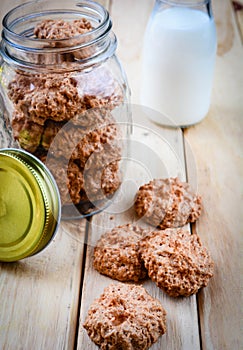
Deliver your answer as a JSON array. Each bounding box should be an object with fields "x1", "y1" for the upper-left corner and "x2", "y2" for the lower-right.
[{"x1": 0, "y1": 148, "x2": 61, "y2": 262}]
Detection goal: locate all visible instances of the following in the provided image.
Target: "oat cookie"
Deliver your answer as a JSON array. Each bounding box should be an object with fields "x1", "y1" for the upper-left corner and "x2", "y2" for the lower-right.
[
  {"x1": 34, "y1": 19, "x2": 92, "y2": 40},
  {"x1": 140, "y1": 228, "x2": 214, "y2": 297},
  {"x1": 44, "y1": 111, "x2": 122, "y2": 204},
  {"x1": 134, "y1": 177, "x2": 202, "y2": 229},
  {"x1": 83, "y1": 283, "x2": 166, "y2": 350},
  {"x1": 34, "y1": 18, "x2": 94, "y2": 60},
  {"x1": 93, "y1": 224, "x2": 148, "y2": 282}
]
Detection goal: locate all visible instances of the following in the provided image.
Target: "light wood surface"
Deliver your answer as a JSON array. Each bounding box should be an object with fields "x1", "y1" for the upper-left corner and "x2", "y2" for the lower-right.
[
  {"x1": 184, "y1": 0, "x2": 243, "y2": 348},
  {"x1": 0, "y1": 0, "x2": 242, "y2": 349},
  {"x1": 0, "y1": 221, "x2": 86, "y2": 350}
]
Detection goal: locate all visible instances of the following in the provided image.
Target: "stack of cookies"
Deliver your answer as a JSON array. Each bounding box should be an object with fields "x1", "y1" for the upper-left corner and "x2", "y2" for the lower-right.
[
  {"x1": 7, "y1": 19, "x2": 124, "y2": 208},
  {"x1": 83, "y1": 177, "x2": 214, "y2": 350}
]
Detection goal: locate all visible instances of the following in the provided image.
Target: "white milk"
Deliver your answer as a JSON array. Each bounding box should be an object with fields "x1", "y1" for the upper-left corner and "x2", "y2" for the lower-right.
[{"x1": 141, "y1": 7, "x2": 217, "y2": 126}]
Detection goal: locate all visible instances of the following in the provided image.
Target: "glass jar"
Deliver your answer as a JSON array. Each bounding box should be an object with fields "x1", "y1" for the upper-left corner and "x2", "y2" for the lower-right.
[
  {"x1": 0, "y1": 0, "x2": 131, "y2": 219},
  {"x1": 140, "y1": 0, "x2": 217, "y2": 127}
]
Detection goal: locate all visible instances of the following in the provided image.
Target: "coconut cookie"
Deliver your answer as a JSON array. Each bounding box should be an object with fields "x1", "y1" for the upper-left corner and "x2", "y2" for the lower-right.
[
  {"x1": 134, "y1": 177, "x2": 202, "y2": 229},
  {"x1": 93, "y1": 224, "x2": 148, "y2": 282},
  {"x1": 140, "y1": 228, "x2": 214, "y2": 297},
  {"x1": 83, "y1": 283, "x2": 167, "y2": 350}
]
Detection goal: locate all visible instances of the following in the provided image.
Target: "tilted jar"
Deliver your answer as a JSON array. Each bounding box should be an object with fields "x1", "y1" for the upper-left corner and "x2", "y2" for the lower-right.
[{"x1": 0, "y1": 0, "x2": 131, "y2": 219}]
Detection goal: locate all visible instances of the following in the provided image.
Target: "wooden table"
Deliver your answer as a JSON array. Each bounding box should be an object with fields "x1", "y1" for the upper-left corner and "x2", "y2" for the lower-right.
[{"x1": 0, "y1": 0, "x2": 242, "y2": 349}]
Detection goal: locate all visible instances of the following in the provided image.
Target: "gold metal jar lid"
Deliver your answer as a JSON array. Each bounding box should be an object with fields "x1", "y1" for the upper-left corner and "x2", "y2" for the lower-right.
[{"x1": 0, "y1": 148, "x2": 61, "y2": 262}]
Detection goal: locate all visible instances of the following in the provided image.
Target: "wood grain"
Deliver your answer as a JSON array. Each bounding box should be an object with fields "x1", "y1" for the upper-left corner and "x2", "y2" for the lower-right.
[
  {"x1": 184, "y1": 0, "x2": 243, "y2": 348},
  {"x1": 0, "y1": 220, "x2": 86, "y2": 350},
  {"x1": 0, "y1": 0, "x2": 242, "y2": 349}
]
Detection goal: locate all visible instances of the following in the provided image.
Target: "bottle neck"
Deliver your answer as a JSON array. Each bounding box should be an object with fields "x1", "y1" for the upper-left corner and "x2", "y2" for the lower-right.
[
  {"x1": 155, "y1": 0, "x2": 213, "y2": 18},
  {"x1": 0, "y1": 0, "x2": 117, "y2": 72}
]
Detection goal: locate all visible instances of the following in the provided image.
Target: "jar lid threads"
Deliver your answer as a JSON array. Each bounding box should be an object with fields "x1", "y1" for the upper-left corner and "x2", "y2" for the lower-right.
[{"x1": 0, "y1": 148, "x2": 61, "y2": 262}]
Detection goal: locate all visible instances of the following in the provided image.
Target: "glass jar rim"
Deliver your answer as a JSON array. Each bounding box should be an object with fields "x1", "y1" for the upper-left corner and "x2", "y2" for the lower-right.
[
  {"x1": 0, "y1": 0, "x2": 117, "y2": 71},
  {"x1": 2, "y1": 0, "x2": 110, "y2": 48}
]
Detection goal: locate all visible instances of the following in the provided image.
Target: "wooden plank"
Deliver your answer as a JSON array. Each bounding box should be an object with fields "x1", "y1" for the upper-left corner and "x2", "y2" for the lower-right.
[
  {"x1": 0, "y1": 220, "x2": 86, "y2": 350},
  {"x1": 77, "y1": 108, "x2": 201, "y2": 350},
  {"x1": 184, "y1": 0, "x2": 243, "y2": 349},
  {"x1": 0, "y1": 1, "x2": 108, "y2": 350}
]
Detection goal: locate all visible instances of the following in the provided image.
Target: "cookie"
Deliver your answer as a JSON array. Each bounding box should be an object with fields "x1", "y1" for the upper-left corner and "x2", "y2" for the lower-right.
[
  {"x1": 134, "y1": 177, "x2": 202, "y2": 229},
  {"x1": 34, "y1": 18, "x2": 94, "y2": 60},
  {"x1": 11, "y1": 110, "x2": 44, "y2": 153},
  {"x1": 34, "y1": 18, "x2": 92, "y2": 40},
  {"x1": 140, "y1": 228, "x2": 214, "y2": 297},
  {"x1": 83, "y1": 283, "x2": 166, "y2": 350},
  {"x1": 93, "y1": 224, "x2": 148, "y2": 282},
  {"x1": 46, "y1": 157, "x2": 84, "y2": 204}
]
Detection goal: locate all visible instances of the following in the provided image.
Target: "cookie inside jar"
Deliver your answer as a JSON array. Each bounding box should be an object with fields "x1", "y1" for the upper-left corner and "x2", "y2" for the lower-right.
[{"x1": 1, "y1": 1, "x2": 130, "y2": 219}]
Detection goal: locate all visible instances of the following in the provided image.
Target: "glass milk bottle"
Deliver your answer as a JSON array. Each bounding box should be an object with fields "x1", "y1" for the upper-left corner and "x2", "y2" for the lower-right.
[{"x1": 140, "y1": 0, "x2": 217, "y2": 127}]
